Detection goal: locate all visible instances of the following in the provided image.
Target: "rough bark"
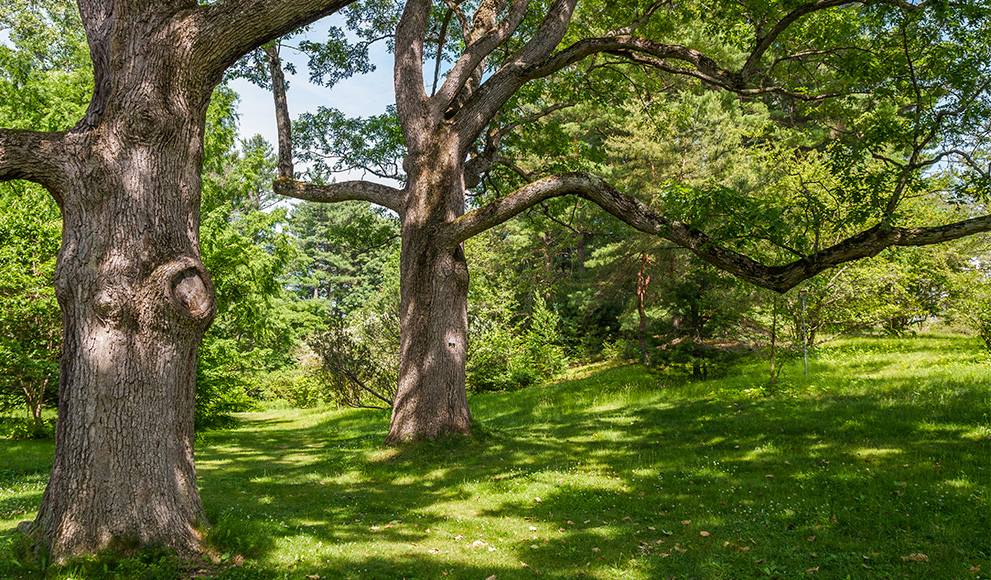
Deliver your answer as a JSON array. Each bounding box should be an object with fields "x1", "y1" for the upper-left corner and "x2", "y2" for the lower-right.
[
  {"x1": 0, "y1": 0, "x2": 357, "y2": 561},
  {"x1": 264, "y1": 42, "x2": 295, "y2": 179},
  {"x1": 386, "y1": 129, "x2": 472, "y2": 443}
]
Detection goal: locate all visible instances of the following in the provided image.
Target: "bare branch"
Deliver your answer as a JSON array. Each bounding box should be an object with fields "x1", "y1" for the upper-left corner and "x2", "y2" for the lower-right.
[
  {"x1": 274, "y1": 178, "x2": 406, "y2": 214},
  {"x1": 443, "y1": 172, "x2": 991, "y2": 292}
]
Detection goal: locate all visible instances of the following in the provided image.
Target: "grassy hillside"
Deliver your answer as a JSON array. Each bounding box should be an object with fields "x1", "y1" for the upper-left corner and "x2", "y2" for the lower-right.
[{"x1": 1, "y1": 334, "x2": 989, "y2": 579}]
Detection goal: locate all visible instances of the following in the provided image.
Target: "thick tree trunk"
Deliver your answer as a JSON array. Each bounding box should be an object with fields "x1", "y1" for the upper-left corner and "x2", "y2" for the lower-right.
[
  {"x1": 385, "y1": 142, "x2": 472, "y2": 444},
  {"x1": 0, "y1": 0, "x2": 359, "y2": 562},
  {"x1": 22, "y1": 61, "x2": 216, "y2": 562},
  {"x1": 387, "y1": 227, "x2": 471, "y2": 443}
]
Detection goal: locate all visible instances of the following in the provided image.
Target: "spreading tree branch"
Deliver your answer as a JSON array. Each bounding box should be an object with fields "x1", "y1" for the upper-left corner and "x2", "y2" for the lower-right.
[
  {"x1": 443, "y1": 172, "x2": 991, "y2": 293},
  {"x1": 274, "y1": 178, "x2": 406, "y2": 214}
]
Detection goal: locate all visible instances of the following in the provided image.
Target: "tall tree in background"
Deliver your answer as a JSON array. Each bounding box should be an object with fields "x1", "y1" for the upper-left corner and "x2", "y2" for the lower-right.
[
  {"x1": 273, "y1": 0, "x2": 991, "y2": 442},
  {"x1": 289, "y1": 200, "x2": 399, "y2": 313},
  {"x1": 0, "y1": 0, "x2": 358, "y2": 561}
]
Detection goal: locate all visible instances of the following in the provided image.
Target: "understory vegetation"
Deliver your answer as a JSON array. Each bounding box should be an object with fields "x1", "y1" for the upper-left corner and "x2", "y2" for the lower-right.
[{"x1": 1, "y1": 333, "x2": 988, "y2": 579}]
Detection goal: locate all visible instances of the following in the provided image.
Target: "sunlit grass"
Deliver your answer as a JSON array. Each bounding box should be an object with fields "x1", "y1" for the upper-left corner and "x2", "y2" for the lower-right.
[{"x1": 0, "y1": 333, "x2": 988, "y2": 579}]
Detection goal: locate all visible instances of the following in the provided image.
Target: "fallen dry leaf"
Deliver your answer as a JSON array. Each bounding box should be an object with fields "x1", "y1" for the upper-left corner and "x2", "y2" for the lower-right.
[
  {"x1": 567, "y1": 521, "x2": 575, "y2": 525},
  {"x1": 681, "y1": 520, "x2": 691, "y2": 525},
  {"x1": 902, "y1": 553, "x2": 929, "y2": 562},
  {"x1": 306, "y1": 576, "x2": 320, "y2": 579},
  {"x1": 700, "y1": 531, "x2": 710, "y2": 537},
  {"x1": 592, "y1": 547, "x2": 600, "y2": 552},
  {"x1": 529, "y1": 526, "x2": 537, "y2": 531}
]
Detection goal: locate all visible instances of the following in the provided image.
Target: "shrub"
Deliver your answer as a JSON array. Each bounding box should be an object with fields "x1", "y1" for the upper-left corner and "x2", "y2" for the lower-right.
[{"x1": 468, "y1": 301, "x2": 567, "y2": 392}]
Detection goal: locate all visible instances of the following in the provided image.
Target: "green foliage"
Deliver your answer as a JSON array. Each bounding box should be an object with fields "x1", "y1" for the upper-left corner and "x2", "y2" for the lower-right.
[
  {"x1": 0, "y1": 0, "x2": 91, "y2": 132},
  {"x1": 954, "y1": 267, "x2": 991, "y2": 354},
  {"x1": 0, "y1": 183, "x2": 61, "y2": 432},
  {"x1": 465, "y1": 234, "x2": 568, "y2": 392},
  {"x1": 467, "y1": 298, "x2": 567, "y2": 393},
  {"x1": 257, "y1": 367, "x2": 324, "y2": 409},
  {"x1": 293, "y1": 106, "x2": 405, "y2": 181},
  {"x1": 195, "y1": 89, "x2": 321, "y2": 427}
]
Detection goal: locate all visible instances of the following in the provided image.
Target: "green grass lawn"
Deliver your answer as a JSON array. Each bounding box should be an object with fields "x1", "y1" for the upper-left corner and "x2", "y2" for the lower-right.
[{"x1": 1, "y1": 333, "x2": 989, "y2": 579}]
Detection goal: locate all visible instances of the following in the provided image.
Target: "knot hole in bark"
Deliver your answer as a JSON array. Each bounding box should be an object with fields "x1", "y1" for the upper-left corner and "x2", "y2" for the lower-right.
[{"x1": 171, "y1": 269, "x2": 210, "y2": 318}]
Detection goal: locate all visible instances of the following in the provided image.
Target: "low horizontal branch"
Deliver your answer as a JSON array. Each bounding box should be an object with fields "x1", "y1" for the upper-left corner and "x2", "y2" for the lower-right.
[
  {"x1": 273, "y1": 178, "x2": 406, "y2": 213},
  {"x1": 444, "y1": 172, "x2": 991, "y2": 292}
]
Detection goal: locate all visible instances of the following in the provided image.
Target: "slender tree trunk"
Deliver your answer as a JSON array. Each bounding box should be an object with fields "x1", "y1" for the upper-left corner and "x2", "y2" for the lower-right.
[
  {"x1": 637, "y1": 252, "x2": 651, "y2": 365},
  {"x1": 264, "y1": 42, "x2": 294, "y2": 180},
  {"x1": 769, "y1": 294, "x2": 778, "y2": 392}
]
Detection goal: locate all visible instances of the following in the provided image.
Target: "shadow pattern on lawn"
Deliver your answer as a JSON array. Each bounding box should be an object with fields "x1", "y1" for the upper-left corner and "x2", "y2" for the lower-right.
[{"x1": 194, "y1": 367, "x2": 989, "y2": 580}]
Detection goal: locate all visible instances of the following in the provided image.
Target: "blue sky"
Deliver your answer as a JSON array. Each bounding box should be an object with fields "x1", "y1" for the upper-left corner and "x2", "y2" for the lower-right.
[{"x1": 228, "y1": 16, "x2": 396, "y2": 154}]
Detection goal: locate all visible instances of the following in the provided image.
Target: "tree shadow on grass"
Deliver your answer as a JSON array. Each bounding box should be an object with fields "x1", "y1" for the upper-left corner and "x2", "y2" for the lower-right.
[{"x1": 193, "y1": 364, "x2": 989, "y2": 580}]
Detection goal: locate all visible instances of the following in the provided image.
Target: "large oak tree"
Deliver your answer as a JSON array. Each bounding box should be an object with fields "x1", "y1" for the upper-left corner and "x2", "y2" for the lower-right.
[
  {"x1": 0, "y1": 0, "x2": 358, "y2": 561},
  {"x1": 273, "y1": 0, "x2": 991, "y2": 443}
]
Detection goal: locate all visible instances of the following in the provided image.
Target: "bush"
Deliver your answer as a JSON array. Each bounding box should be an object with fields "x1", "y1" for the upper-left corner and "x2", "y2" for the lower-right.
[
  {"x1": 258, "y1": 367, "x2": 324, "y2": 408},
  {"x1": 959, "y1": 279, "x2": 991, "y2": 353},
  {"x1": 467, "y1": 301, "x2": 567, "y2": 392}
]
